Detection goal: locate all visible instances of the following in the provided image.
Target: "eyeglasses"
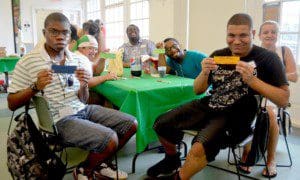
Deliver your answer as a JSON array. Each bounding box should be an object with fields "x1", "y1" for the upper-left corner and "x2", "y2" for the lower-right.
[
  {"x1": 165, "y1": 44, "x2": 179, "y2": 54},
  {"x1": 45, "y1": 28, "x2": 71, "y2": 37}
]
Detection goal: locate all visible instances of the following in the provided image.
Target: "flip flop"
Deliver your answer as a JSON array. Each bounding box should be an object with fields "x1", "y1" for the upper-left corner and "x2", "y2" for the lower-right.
[
  {"x1": 262, "y1": 163, "x2": 277, "y2": 178},
  {"x1": 237, "y1": 164, "x2": 252, "y2": 174}
]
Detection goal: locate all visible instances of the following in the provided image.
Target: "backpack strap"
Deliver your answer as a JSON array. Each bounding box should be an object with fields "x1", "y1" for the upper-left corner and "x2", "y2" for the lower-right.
[{"x1": 281, "y1": 46, "x2": 286, "y2": 66}]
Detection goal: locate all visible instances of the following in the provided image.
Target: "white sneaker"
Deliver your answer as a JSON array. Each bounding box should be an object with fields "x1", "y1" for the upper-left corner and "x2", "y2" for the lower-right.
[
  {"x1": 98, "y1": 162, "x2": 128, "y2": 180},
  {"x1": 73, "y1": 167, "x2": 89, "y2": 180}
]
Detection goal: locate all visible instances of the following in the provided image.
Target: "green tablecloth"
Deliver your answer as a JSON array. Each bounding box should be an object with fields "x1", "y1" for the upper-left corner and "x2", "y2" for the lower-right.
[
  {"x1": 0, "y1": 57, "x2": 19, "y2": 73},
  {"x1": 92, "y1": 68, "x2": 204, "y2": 153}
]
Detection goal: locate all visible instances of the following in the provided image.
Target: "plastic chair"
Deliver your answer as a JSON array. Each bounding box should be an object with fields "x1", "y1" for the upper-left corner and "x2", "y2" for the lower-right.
[
  {"x1": 227, "y1": 105, "x2": 293, "y2": 176},
  {"x1": 32, "y1": 96, "x2": 88, "y2": 172},
  {"x1": 182, "y1": 96, "x2": 269, "y2": 180},
  {"x1": 275, "y1": 106, "x2": 292, "y2": 167},
  {"x1": 33, "y1": 96, "x2": 121, "y2": 179}
]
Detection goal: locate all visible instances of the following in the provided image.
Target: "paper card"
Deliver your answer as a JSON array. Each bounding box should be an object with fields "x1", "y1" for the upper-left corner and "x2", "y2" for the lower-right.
[
  {"x1": 214, "y1": 56, "x2": 240, "y2": 65},
  {"x1": 52, "y1": 64, "x2": 77, "y2": 74},
  {"x1": 153, "y1": 48, "x2": 166, "y2": 54},
  {"x1": 100, "y1": 52, "x2": 116, "y2": 59}
]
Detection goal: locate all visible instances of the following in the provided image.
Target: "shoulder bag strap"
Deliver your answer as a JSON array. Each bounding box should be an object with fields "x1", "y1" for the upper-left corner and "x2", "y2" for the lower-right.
[{"x1": 281, "y1": 46, "x2": 286, "y2": 66}]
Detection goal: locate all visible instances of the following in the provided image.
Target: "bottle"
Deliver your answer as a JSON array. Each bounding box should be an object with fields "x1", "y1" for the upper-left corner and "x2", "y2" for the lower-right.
[{"x1": 130, "y1": 50, "x2": 142, "y2": 77}]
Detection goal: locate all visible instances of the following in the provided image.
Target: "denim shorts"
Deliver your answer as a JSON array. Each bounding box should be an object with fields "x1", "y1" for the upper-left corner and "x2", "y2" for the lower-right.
[{"x1": 55, "y1": 105, "x2": 136, "y2": 152}]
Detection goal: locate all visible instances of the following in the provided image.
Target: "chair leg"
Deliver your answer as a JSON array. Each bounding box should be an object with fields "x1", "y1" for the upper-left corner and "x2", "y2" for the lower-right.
[
  {"x1": 180, "y1": 141, "x2": 187, "y2": 158},
  {"x1": 232, "y1": 147, "x2": 241, "y2": 180},
  {"x1": 277, "y1": 135, "x2": 293, "y2": 167},
  {"x1": 131, "y1": 153, "x2": 140, "y2": 174},
  {"x1": 228, "y1": 147, "x2": 237, "y2": 165},
  {"x1": 115, "y1": 154, "x2": 119, "y2": 180}
]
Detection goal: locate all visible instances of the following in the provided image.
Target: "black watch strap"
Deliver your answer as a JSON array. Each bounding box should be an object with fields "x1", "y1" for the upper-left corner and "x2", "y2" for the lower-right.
[{"x1": 30, "y1": 82, "x2": 39, "y2": 92}]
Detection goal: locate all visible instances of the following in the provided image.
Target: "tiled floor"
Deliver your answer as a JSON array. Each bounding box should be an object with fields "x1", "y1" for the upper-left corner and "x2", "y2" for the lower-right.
[{"x1": 1, "y1": 93, "x2": 300, "y2": 180}]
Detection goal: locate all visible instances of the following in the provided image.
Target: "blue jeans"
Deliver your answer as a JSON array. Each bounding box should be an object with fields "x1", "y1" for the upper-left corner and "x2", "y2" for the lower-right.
[{"x1": 55, "y1": 105, "x2": 136, "y2": 152}]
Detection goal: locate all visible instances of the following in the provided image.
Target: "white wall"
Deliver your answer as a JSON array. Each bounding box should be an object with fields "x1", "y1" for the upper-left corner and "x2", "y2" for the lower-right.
[
  {"x1": 20, "y1": 0, "x2": 82, "y2": 44},
  {"x1": 189, "y1": 0, "x2": 246, "y2": 54},
  {"x1": 0, "y1": 0, "x2": 15, "y2": 54},
  {"x1": 149, "y1": 0, "x2": 174, "y2": 43}
]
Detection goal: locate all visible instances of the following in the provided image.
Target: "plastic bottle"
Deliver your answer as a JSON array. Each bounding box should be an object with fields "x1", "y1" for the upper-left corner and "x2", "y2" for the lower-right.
[{"x1": 130, "y1": 49, "x2": 142, "y2": 77}]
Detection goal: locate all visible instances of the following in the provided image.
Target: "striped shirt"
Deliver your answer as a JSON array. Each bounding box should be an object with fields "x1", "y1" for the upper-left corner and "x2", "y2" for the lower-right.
[
  {"x1": 8, "y1": 45, "x2": 92, "y2": 123},
  {"x1": 74, "y1": 51, "x2": 93, "y2": 76}
]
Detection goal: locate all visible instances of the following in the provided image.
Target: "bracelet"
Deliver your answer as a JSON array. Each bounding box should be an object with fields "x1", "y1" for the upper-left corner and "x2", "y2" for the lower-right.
[{"x1": 30, "y1": 82, "x2": 39, "y2": 92}]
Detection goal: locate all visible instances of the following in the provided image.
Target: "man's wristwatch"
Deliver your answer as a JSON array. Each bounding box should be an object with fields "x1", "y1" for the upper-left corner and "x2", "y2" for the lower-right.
[{"x1": 30, "y1": 82, "x2": 39, "y2": 92}]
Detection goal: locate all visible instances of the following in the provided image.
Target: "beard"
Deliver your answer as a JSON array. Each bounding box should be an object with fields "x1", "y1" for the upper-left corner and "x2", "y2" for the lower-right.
[
  {"x1": 129, "y1": 36, "x2": 139, "y2": 44},
  {"x1": 171, "y1": 50, "x2": 184, "y2": 62}
]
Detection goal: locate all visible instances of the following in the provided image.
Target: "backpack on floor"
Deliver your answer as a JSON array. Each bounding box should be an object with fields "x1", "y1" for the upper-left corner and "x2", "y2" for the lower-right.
[{"x1": 7, "y1": 106, "x2": 66, "y2": 179}]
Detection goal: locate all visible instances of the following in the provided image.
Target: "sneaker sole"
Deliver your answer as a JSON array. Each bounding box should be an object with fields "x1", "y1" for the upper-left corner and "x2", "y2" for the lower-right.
[
  {"x1": 148, "y1": 169, "x2": 178, "y2": 178},
  {"x1": 94, "y1": 171, "x2": 128, "y2": 180}
]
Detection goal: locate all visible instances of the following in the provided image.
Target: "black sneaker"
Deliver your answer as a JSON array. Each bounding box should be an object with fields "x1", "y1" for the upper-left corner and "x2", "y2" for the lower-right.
[{"x1": 147, "y1": 152, "x2": 181, "y2": 178}]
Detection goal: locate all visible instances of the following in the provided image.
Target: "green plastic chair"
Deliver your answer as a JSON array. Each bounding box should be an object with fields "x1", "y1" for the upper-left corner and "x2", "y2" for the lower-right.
[{"x1": 32, "y1": 96, "x2": 88, "y2": 171}]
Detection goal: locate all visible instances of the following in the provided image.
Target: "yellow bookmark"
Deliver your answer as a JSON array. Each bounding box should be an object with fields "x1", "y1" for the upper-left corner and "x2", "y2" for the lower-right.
[{"x1": 214, "y1": 56, "x2": 240, "y2": 65}]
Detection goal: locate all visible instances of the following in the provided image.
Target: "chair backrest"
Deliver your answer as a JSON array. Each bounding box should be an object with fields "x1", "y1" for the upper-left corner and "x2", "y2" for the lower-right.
[{"x1": 32, "y1": 96, "x2": 55, "y2": 134}]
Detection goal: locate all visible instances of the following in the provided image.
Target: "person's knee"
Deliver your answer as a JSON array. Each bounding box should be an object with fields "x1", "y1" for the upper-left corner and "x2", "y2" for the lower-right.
[
  {"x1": 153, "y1": 115, "x2": 168, "y2": 133},
  {"x1": 131, "y1": 120, "x2": 138, "y2": 132},
  {"x1": 104, "y1": 132, "x2": 118, "y2": 152}
]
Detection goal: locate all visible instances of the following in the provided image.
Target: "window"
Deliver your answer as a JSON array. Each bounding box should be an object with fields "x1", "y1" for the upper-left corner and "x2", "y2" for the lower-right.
[
  {"x1": 263, "y1": 0, "x2": 300, "y2": 65},
  {"x1": 130, "y1": 0, "x2": 149, "y2": 39},
  {"x1": 86, "y1": 0, "x2": 101, "y2": 20},
  {"x1": 105, "y1": 0, "x2": 124, "y2": 49},
  {"x1": 85, "y1": 0, "x2": 149, "y2": 49},
  {"x1": 280, "y1": 1, "x2": 300, "y2": 65}
]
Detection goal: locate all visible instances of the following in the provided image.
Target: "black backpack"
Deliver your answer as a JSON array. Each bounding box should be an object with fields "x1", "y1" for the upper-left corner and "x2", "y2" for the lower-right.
[
  {"x1": 245, "y1": 100, "x2": 270, "y2": 166},
  {"x1": 7, "y1": 105, "x2": 66, "y2": 179}
]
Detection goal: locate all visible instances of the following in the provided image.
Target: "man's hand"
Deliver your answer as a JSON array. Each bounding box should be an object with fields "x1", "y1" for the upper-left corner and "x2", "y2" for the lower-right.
[
  {"x1": 201, "y1": 58, "x2": 218, "y2": 76},
  {"x1": 75, "y1": 68, "x2": 90, "y2": 87},
  {"x1": 156, "y1": 42, "x2": 164, "y2": 49},
  {"x1": 36, "y1": 69, "x2": 53, "y2": 90},
  {"x1": 105, "y1": 72, "x2": 118, "y2": 81},
  {"x1": 236, "y1": 61, "x2": 255, "y2": 84}
]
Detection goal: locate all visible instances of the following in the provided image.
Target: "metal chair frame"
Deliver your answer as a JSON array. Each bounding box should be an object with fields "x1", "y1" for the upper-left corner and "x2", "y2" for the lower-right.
[
  {"x1": 131, "y1": 141, "x2": 187, "y2": 173},
  {"x1": 33, "y1": 96, "x2": 121, "y2": 178}
]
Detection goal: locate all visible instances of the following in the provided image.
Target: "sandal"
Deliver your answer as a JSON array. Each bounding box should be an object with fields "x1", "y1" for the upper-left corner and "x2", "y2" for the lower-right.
[
  {"x1": 262, "y1": 162, "x2": 277, "y2": 178},
  {"x1": 237, "y1": 164, "x2": 252, "y2": 174}
]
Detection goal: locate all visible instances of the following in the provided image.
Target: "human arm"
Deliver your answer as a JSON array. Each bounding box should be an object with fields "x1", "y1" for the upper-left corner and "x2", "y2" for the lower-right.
[
  {"x1": 283, "y1": 46, "x2": 298, "y2": 82},
  {"x1": 156, "y1": 42, "x2": 172, "y2": 73},
  {"x1": 194, "y1": 58, "x2": 217, "y2": 94},
  {"x1": 236, "y1": 61, "x2": 289, "y2": 107},
  {"x1": 7, "y1": 69, "x2": 53, "y2": 111},
  {"x1": 92, "y1": 57, "x2": 105, "y2": 75},
  {"x1": 88, "y1": 72, "x2": 117, "y2": 88},
  {"x1": 75, "y1": 68, "x2": 90, "y2": 103}
]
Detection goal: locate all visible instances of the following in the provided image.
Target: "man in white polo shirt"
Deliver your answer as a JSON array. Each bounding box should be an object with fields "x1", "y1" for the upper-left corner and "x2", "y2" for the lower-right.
[{"x1": 7, "y1": 12, "x2": 137, "y2": 179}]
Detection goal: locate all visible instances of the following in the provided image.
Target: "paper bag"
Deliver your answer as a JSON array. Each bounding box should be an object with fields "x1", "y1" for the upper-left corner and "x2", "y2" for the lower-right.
[{"x1": 107, "y1": 49, "x2": 124, "y2": 77}]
